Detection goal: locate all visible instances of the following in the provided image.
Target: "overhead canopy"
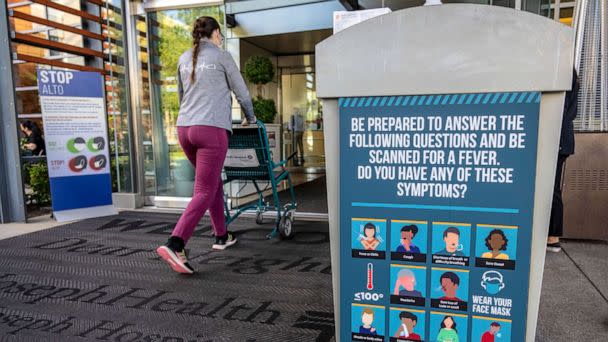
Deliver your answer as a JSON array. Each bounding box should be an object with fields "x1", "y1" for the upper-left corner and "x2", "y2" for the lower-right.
[
  {"x1": 243, "y1": 29, "x2": 332, "y2": 56},
  {"x1": 316, "y1": 4, "x2": 574, "y2": 98}
]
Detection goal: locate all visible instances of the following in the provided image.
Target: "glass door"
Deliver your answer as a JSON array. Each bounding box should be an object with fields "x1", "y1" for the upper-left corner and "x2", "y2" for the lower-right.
[
  {"x1": 145, "y1": 6, "x2": 225, "y2": 203},
  {"x1": 281, "y1": 68, "x2": 325, "y2": 169}
]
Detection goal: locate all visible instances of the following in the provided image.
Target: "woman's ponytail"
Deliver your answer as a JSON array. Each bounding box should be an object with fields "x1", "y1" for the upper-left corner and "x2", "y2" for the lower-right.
[{"x1": 190, "y1": 16, "x2": 220, "y2": 82}]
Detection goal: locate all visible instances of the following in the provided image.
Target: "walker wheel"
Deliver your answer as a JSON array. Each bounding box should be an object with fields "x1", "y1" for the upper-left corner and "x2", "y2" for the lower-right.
[
  {"x1": 256, "y1": 211, "x2": 264, "y2": 225},
  {"x1": 287, "y1": 209, "x2": 295, "y2": 222},
  {"x1": 279, "y1": 215, "x2": 294, "y2": 239}
]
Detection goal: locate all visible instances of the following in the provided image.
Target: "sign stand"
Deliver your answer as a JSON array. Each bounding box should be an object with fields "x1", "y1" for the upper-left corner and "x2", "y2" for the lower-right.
[
  {"x1": 38, "y1": 70, "x2": 117, "y2": 222},
  {"x1": 316, "y1": 5, "x2": 573, "y2": 342}
]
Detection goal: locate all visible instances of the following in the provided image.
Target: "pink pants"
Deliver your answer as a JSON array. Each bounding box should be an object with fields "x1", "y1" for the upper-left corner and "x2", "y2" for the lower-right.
[{"x1": 171, "y1": 125, "x2": 228, "y2": 243}]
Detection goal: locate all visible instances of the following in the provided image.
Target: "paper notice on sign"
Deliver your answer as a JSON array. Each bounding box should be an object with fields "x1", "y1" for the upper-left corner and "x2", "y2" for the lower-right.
[
  {"x1": 225, "y1": 149, "x2": 260, "y2": 168},
  {"x1": 333, "y1": 8, "x2": 391, "y2": 34}
]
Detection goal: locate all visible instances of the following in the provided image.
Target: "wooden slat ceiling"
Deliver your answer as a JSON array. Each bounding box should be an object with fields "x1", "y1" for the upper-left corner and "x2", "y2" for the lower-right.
[
  {"x1": 30, "y1": 0, "x2": 103, "y2": 23},
  {"x1": 13, "y1": 32, "x2": 105, "y2": 58},
  {"x1": 10, "y1": 10, "x2": 104, "y2": 41},
  {"x1": 15, "y1": 53, "x2": 105, "y2": 74},
  {"x1": 10, "y1": 0, "x2": 115, "y2": 76}
]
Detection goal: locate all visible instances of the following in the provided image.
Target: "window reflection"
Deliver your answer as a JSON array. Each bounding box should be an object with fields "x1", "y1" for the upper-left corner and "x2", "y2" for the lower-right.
[
  {"x1": 281, "y1": 67, "x2": 325, "y2": 168},
  {"x1": 103, "y1": 1, "x2": 133, "y2": 193},
  {"x1": 146, "y1": 6, "x2": 225, "y2": 197}
]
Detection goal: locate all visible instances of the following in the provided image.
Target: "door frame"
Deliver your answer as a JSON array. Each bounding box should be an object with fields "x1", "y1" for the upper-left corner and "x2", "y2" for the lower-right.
[
  {"x1": 140, "y1": 2, "x2": 227, "y2": 208},
  {"x1": 143, "y1": 0, "x2": 222, "y2": 13}
]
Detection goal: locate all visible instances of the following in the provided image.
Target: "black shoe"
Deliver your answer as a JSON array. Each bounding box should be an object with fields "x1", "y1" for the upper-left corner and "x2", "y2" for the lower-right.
[
  {"x1": 212, "y1": 232, "x2": 238, "y2": 250},
  {"x1": 546, "y1": 242, "x2": 562, "y2": 253}
]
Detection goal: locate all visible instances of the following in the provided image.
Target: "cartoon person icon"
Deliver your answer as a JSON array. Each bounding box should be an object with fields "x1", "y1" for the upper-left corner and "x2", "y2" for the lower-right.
[
  {"x1": 481, "y1": 322, "x2": 501, "y2": 342},
  {"x1": 437, "y1": 316, "x2": 459, "y2": 342},
  {"x1": 394, "y1": 311, "x2": 421, "y2": 341},
  {"x1": 396, "y1": 225, "x2": 421, "y2": 253},
  {"x1": 439, "y1": 272, "x2": 462, "y2": 302},
  {"x1": 359, "y1": 308, "x2": 377, "y2": 335},
  {"x1": 359, "y1": 223, "x2": 381, "y2": 251},
  {"x1": 436, "y1": 227, "x2": 465, "y2": 256},
  {"x1": 481, "y1": 229, "x2": 510, "y2": 260},
  {"x1": 393, "y1": 269, "x2": 422, "y2": 297}
]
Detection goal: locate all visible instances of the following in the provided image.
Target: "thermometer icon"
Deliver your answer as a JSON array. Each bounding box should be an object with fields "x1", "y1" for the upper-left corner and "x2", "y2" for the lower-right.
[{"x1": 367, "y1": 263, "x2": 374, "y2": 290}]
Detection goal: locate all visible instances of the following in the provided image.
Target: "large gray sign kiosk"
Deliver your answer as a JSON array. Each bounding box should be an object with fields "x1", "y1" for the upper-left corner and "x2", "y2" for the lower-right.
[{"x1": 316, "y1": 5, "x2": 573, "y2": 342}]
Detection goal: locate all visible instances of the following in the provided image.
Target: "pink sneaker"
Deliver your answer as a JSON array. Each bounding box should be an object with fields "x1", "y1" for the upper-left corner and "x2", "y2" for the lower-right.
[{"x1": 156, "y1": 246, "x2": 194, "y2": 274}]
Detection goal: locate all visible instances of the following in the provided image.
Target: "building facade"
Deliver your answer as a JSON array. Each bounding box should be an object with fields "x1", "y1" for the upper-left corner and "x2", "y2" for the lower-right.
[{"x1": 0, "y1": 0, "x2": 579, "y2": 222}]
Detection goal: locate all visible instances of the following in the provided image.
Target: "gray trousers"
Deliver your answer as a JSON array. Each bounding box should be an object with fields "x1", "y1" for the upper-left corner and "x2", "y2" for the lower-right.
[{"x1": 294, "y1": 131, "x2": 304, "y2": 161}]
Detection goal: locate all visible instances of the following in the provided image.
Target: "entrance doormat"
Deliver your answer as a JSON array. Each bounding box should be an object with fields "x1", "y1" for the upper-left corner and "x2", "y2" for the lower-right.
[{"x1": 0, "y1": 211, "x2": 335, "y2": 341}]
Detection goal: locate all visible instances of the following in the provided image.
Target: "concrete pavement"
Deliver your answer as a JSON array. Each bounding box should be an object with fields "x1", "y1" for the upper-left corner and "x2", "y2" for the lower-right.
[{"x1": 536, "y1": 240, "x2": 608, "y2": 341}]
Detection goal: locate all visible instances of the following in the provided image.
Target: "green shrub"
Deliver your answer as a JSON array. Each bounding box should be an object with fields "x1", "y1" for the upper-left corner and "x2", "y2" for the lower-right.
[
  {"x1": 110, "y1": 155, "x2": 118, "y2": 192},
  {"x1": 253, "y1": 97, "x2": 277, "y2": 123},
  {"x1": 244, "y1": 56, "x2": 276, "y2": 123},
  {"x1": 28, "y1": 162, "x2": 51, "y2": 206},
  {"x1": 22, "y1": 162, "x2": 31, "y2": 185},
  {"x1": 244, "y1": 56, "x2": 275, "y2": 90}
]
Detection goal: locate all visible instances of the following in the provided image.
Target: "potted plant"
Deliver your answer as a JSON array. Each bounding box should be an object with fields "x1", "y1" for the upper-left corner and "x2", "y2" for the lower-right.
[{"x1": 244, "y1": 56, "x2": 277, "y2": 124}]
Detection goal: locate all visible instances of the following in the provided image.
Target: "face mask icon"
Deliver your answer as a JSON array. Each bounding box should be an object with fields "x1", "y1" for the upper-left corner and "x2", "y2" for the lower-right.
[
  {"x1": 481, "y1": 270, "x2": 505, "y2": 295},
  {"x1": 69, "y1": 155, "x2": 88, "y2": 172},
  {"x1": 88, "y1": 137, "x2": 105, "y2": 152},
  {"x1": 89, "y1": 155, "x2": 107, "y2": 171}
]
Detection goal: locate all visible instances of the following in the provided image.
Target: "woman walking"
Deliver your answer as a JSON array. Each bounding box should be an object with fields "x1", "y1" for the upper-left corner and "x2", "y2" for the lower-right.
[{"x1": 157, "y1": 16, "x2": 255, "y2": 274}]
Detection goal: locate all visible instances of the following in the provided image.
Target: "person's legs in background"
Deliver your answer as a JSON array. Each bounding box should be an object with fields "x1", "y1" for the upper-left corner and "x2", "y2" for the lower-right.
[
  {"x1": 295, "y1": 131, "x2": 304, "y2": 165},
  {"x1": 548, "y1": 154, "x2": 567, "y2": 252}
]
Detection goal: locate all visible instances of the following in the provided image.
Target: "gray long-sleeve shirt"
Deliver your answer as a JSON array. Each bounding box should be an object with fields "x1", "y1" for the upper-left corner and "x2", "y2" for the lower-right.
[{"x1": 176, "y1": 40, "x2": 255, "y2": 132}]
